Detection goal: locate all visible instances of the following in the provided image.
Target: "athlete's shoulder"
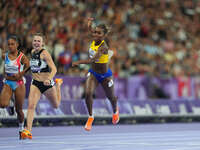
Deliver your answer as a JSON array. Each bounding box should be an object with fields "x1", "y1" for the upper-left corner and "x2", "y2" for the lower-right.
[
  {"x1": 102, "y1": 40, "x2": 108, "y2": 48},
  {"x1": 41, "y1": 49, "x2": 50, "y2": 55},
  {"x1": 4, "y1": 51, "x2": 8, "y2": 57},
  {"x1": 20, "y1": 51, "x2": 29, "y2": 59},
  {"x1": 31, "y1": 49, "x2": 35, "y2": 54},
  {"x1": 40, "y1": 49, "x2": 51, "y2": 60},
  {"x1": 90, "y1": 40, "x2": 95, "y2": 46},
  {"x1": 99, "y1": 40, "x2": 108, "y2": 51},
  {"x1": 19, "y1": 51, "x2": 25, "y2": 56}
]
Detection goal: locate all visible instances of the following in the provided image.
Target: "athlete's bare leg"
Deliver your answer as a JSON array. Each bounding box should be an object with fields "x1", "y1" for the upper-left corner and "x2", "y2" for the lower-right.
[
  {"x1": 85, "y1": 74, "x2": 98, "y2": 116},
  {"x1": 43, "y1": 82, "x2": 62, "y2": 108},
  {"x1": 0, "y1": 84, "x2": 12, "y2": 108},
  {"x1": 26, "y1": 85, "x2": 41, "y2": 131},
  {"x1": 14, "y1": 84, "x2": 25, "y2": 124},
  {"x1": 101, "y1": 77, "x2": 117, "y2": 113}
]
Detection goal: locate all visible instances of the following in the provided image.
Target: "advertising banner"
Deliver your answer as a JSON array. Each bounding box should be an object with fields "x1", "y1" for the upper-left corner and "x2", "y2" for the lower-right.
[{"x1": 1, "y1": 75, "x2": 200, "y2": 100}]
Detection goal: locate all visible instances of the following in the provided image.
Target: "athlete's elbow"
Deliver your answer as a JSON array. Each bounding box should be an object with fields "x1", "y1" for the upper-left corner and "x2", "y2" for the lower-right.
[
  {"x1": 27, "y1": 62, "x2": 30, "y2": 68},
  {"x1": 90, "y1": 58, "x2": 95, "y2": 63},
  {"x1": 54, "y1": 67, "x2": 57, "y2": 74},
  {"x1": 51, "y1": 67, "x2": 57, "y2": 75},
  {"x1": 1, "y1": 55, "x2": 4, "y2": 60}
]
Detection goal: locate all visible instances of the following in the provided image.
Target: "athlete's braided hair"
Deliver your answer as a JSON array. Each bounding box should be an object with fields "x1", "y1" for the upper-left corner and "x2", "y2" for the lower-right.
[
  {"x1": 8, "y1": 35, "x2": 20, "y2": 44},
  {"x1": 97, "y1": 24, "x2": 111, "y2": 35},
  {"x1": 8, "y1": 35, "x2": 21, "y2": 50}
]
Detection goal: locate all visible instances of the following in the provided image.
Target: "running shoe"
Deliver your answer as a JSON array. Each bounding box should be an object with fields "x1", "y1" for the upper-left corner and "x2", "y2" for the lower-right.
[
  {"x1": 112, "y1": 107, "x2": 119, "y2": 124},
  {"x1": 84, "y1": 116, "x2": 94, "y2": 131},
  {"x1": 21, "y1": 129, "x2": 32, "y2": 139}
]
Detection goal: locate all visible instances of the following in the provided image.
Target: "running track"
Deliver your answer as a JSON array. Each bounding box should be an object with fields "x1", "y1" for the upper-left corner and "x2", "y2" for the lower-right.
[{"x1": 1, "y1": 123, "x2": 200, "y2": 150}]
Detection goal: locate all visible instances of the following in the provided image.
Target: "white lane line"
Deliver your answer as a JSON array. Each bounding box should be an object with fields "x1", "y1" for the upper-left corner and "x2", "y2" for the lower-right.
[
  {"x1": 26, "y1": 141, "x2": 67, "y2": 144},
  {"x1": 1, "y1": 133, "x2": 200, "y2": 143},
  {"x1": 1, "y1": 138, "x2": 200, "y2": 150},
  {"x1": 1, "y1": 130, "x2": 200, "y2": 140},
  {"x1": 0, "y1": 145, "x2": 16, "y2": 148},
  {"x1": 1, "y1": 129, "x2": 200, "y2": 138}
]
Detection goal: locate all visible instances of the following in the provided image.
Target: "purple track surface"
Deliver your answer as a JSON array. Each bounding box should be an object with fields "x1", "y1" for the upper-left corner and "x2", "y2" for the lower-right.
[{"x1": 1, "y1": 123, "x2": 200, "y2": 150}]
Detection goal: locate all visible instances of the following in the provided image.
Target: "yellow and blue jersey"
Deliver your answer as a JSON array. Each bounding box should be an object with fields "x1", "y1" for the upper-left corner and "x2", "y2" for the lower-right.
[
  {"x1": 88, "y1": 40, "x2": 113, "y2": 82},
  {"x1": 89, "y1": 40, "x2": 109, "y2": 63}
]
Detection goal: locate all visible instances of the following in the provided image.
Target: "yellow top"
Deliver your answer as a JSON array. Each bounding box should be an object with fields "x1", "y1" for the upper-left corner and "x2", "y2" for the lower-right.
[{"x1": 89, "y1": 40, "x2": 109, "y2": 63}]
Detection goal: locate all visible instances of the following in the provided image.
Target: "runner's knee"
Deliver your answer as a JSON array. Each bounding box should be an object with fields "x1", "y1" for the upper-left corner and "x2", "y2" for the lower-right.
[
  {"x1": 15, "y1": 107, "x2": 23, "y2": 115},
  {"x1": 107, "y1": 96, "x2": 117, "y2": 101},
  {"x1": 85, "y1": 91, "x2": 93, "y2": 99},
  {"x1": 0, "y1": 98, "x2": 9, "y2": 108},
  {"x1": 28, "y1": 103, "x2": 37, "y2": 110}
]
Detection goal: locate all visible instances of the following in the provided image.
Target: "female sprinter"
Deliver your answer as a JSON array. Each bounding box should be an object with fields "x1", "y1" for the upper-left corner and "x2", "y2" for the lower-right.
[
  {"x1": 72, "y1": 18, "x2": 119, "y2": 131},
  {"x1": 0, "y1": 36, "x2": 30, "y2": 139},
  {"x1": 21, "y1": 33, "x2": 63, "y2": 139}
]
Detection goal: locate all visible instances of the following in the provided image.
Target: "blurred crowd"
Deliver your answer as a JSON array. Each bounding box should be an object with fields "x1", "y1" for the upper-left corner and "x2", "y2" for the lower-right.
[{"x1": 0, "y1": 0, "x2": 200, "y2": 78}]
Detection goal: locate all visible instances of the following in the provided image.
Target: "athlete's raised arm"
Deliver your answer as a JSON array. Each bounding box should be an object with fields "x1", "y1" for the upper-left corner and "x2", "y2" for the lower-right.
[
  {"x1": 1, "y1": 44, "x2": 6, "y2": 60},
  {"x1": 88, "y1": 17, "x2": 95, "y2": 34}
]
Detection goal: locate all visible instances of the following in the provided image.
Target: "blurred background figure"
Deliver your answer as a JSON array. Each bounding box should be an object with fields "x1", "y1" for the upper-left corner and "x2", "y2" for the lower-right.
[{"x1": 57, "y1": 43, "x2": 73, "y2": 74}]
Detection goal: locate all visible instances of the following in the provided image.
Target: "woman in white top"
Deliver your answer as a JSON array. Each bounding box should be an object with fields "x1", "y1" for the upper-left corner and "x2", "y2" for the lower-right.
[{"x1": 0, "y1": 36, "x2": 30, "y2": 139}]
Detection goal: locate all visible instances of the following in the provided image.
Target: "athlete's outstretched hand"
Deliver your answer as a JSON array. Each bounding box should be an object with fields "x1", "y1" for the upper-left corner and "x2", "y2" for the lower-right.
[
  {"x1": 44, "y1": 79, "x2": 51, "y2": 86},
  {"x1": 88, "y1": 17, "x2": 94, "y2": 22},
  {"x1": 72, "y1": 62, "x2": 79, "y2": 67},
  {"x1": 1, "y1": 43, "x2": 6, "y2": 59},
  {"x1": 12, "y1": 72, "x2": 23, "y2": 80},
  {"x1": 87, "y1": 17, "x2": 94, "y2": 27}
]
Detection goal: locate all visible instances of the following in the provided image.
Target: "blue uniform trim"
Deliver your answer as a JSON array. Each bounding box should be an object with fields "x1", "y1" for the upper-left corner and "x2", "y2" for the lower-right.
[
  {"x1": 88, "y1": 68, "x2": 112, "y2": 83},
  {"x1": 4, "y1": 80, "x2": 18, "y2": 90}
]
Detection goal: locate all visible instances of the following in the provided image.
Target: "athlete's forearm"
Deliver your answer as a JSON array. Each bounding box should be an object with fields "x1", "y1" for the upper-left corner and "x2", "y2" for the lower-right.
[
  {"x1": 48, "y1": 67, "x2": 57, "y2": 80},
  {"x1": 88, "y1": 19, "x2": 95, "y2": 33},
  {"x1": 21, "y1": 64, "x2": 30, "y2": 76},
  {"x1": 19, "y1": 55, "x2": 30, "y2": 76},
  {"x1": 42, "y1": 50, "x2": 58, "y2": 80},
  {"x1": 88, "y1": 22, "x2": 92, "y2": 31},
  {"x1": 20, "y1": 67, "x2": 30, "y2": 76},
  {"x1": 1, "y1": 48, "x2": 6, "y2": 59},
  {"x1": 73, "y1": 52, "x2": 102, "y2": 66},
  {"x1": 75, "y1": 59, "x2": 94, "y2": 65}
]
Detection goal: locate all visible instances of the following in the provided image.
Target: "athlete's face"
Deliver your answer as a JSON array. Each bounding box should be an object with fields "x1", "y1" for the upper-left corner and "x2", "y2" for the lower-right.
[
  {"x1": 32, "y1": 35, "x2": 43, "y2": 50},
  {"x1": 8, "y1": 39, "x2": 18, "y2": 53},
  {"x1": 92, "y1": 27, "x2": 104, "y2": 40}
]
